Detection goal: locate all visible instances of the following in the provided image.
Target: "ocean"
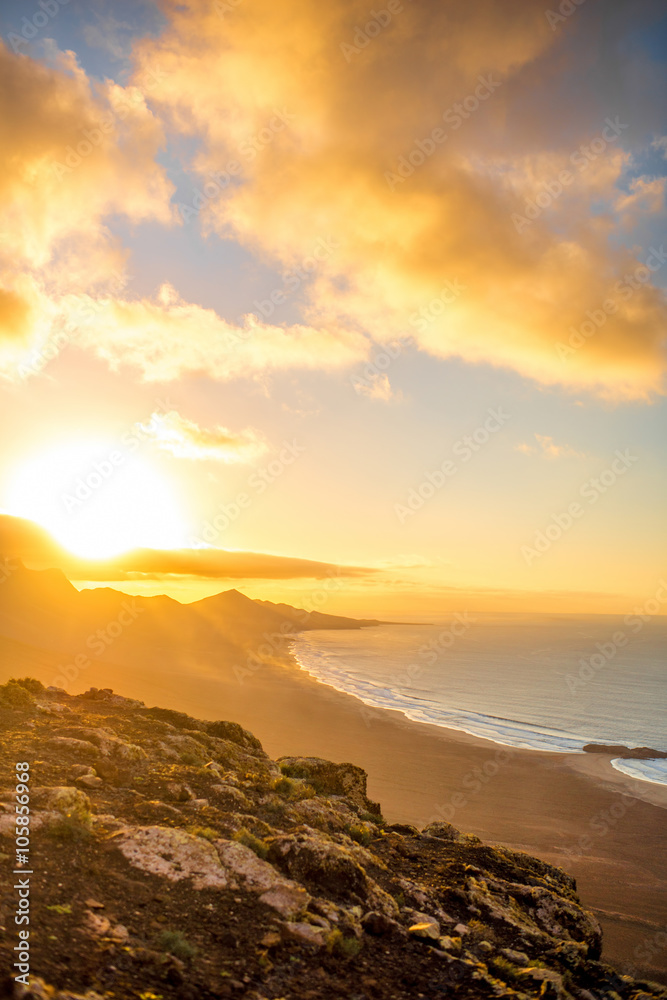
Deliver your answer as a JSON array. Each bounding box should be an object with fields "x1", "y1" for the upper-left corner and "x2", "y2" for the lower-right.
[{"x1": 291, "y1": 612, "x2": 667, "y2": 786}]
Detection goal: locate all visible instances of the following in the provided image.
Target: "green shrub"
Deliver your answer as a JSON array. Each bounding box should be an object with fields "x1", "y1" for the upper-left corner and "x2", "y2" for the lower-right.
[
  {"x1": 488, "y1": 956, "x2": 522, "y2": 983},
  {"x1": 187, "y1": 825, "x2": 219, "y2": 842},
  {"x1": 467, "y1": 918, "x2": 498, "y2": 945},
  {"x1": 344, "y1": 823, "x2": 373, "y2": 846},
  {"x1": 45, "y1": 788, "x2": 93, "y2": 841},
  {"x1": 0, "y1": 681, "x2": 36, "y2": 710},
  {"x1": 156, "y1": 929, "x2": 197, "y2": 960},
  {"x1": 272, "y1": 776, "x2": 316, "y2": 801},
  {"x1": 233, "y1": 827, "x2": 269, "y2": 859},
  {"x1": 12, "y1": 677, "x2": 45, "y2": 694},
  {"x1": 326, "y1": 929, "x2": 362, "y2": 958}
]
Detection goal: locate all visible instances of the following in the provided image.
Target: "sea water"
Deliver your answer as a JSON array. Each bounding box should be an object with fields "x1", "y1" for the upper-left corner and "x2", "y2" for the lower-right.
[{"x1": 291, "y1": 612, "x2": 667, "y2": 785}]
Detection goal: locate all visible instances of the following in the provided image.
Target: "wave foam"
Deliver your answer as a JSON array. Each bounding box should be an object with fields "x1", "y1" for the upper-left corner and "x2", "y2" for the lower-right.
[
  {"x1": 292, "y1": 641, "x2": 586, "y2": 754},
  {"x1": 610, "y1": 758, "x2": 667, "y2": 787}
]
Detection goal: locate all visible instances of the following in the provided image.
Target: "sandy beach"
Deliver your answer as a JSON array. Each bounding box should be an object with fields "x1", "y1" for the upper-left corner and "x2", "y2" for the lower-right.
[
  {"x1": 34, "y1": 634, "x2": 663, "y2": 984},
  {"x1": 2, "y1": 600, "x2": 666, "y2": 982}
]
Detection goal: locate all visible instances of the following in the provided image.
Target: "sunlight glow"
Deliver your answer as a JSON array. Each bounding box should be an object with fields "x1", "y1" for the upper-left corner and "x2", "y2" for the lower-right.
[{"x1": 5, "y1": 441, "x2": 187, "y2": 559}]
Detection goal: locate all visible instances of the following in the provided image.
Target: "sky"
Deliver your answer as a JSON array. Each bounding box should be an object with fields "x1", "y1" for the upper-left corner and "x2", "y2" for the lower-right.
[{"x1": 0, "y1": 0, "x2": 665, "y2": 615}]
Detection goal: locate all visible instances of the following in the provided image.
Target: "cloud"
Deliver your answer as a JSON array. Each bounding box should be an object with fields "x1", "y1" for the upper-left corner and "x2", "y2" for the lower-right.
[
  {"x1": 353, "y1": 373, "x2": 401, "y2": 403},
  {"x1": 68, "y1": 283, "x2": 369, "y2": 381},
  {"x1": 125, "y1": 0, "x2": 666, "y2": 399},
  {"x1": 0, "y1": 286, "x2": 34, "y2": 344},
  {"x1": 140, "y1": 409, "x2": 267, "y2": 463},
  {"x1": 0, "y1": 514, "x2": 374, "y2": 582},
  {"x1": 0, "y1": 39, "x2": 174, "y2": 378},
  {"x1": 516, "y1": 434, "x2": 585, "y2": 459}
]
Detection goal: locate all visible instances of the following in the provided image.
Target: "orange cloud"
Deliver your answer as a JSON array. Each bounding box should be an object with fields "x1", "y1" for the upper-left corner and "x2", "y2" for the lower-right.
[
  {"x1": 0, "y1": 514, "x2": 373, "y2": 582},
  {"x1": 125, "y1": 0, "x2": 666, "y2": 399},
  {"x1": 0, "y1": 40, "x2": 174, "y2": 378},
  {"x1": 69, "y1": 283, "x2": 369, "y2": 381},
  {"x1": 140, "y1": 409, "x2": 267, "y2": 463},
  {"x1": 515, "y1": 434, "x2": 585, "y2": 459}
]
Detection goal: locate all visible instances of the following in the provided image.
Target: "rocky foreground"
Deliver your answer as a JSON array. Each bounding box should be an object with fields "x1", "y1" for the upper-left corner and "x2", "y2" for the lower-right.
[{"x1": 0, "y1": 679, "x2": 665, "y2": 1000}]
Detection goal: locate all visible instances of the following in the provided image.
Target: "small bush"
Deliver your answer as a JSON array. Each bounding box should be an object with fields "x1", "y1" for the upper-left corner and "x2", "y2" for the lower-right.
[
  {"x1": 488, "y1": 956, "x2": 522, "y2": 983},
  {"x1": 187, "y1": 825, "x2": 219, "y2": 842},
  {"x1": 326, "y1": 929, "x2": 363, "y2": 959},
  {"x1": 467, "y1": 918, "x2": 498, "y2": 945},
  {"x1": 156, "y1": 929, "x2": 197, "y2": 960},
  {"x1": 179, "y1": 752, "x2": 203, "y2": 767},
  {"x1": 12, "y1": 677, "x2": 45, "y2": 695},
  {"x1": 47, "y1": 815, "x2": 93, "y2": 842},
  {"x1": 359, "y1": 810, "x2": 384, "y2": 826},
  {"x1": 0, "y1": 681, "x2": 36, "y2": 710},
  {"x1": 344, "y1": 823, "x2": 373, "y2": 846},
  {"x1": 46, "y1": 903, "x2": 72, "y2": 915},
  {"x1": 272, "y1": 776, "x2": 316, "y2": 801},
  {"x1": 233, "y1": 827, "x2": 269, "y2": 859},
  {"x1": 45, "y1": 788, "x2": 93, "y2": 841}
]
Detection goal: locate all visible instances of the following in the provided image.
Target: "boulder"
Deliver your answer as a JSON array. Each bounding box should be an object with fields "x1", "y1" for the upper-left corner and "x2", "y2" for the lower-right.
[{"x1": 276, "y1": 756, "x2": 381, "y2": 814}]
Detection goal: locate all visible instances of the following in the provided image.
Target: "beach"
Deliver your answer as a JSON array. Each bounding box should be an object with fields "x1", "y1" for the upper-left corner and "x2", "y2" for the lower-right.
[
  {"x1": 2, "y1": 614, "x2": 666, "y2": 982},
  {"x1": 64, "y1": 638, "x2": 666, "y2": 983}
]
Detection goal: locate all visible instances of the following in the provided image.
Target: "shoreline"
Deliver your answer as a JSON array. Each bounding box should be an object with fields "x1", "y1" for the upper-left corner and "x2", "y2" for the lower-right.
[
  {"x1": 1, "y1": 633, "x2": 666, "y2": 980},
  {"x1": 289, "y1": 636, "x2": 667, "y2": 802}
]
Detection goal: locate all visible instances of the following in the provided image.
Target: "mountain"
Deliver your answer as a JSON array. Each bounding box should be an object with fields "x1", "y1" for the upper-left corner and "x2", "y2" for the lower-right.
[
  {"x1": 1, "y1": 679, "x2": 665, "y2": 1000},
  {"x1": 254, "y1": 598, "x2": 384, "y2": 630},
  {"x1": 0, "y1": 560, "x2": 382, "y2": 699}
]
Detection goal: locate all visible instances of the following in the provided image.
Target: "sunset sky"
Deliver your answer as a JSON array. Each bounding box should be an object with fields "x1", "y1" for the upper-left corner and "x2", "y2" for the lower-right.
[{"x1": 0, "y1": 0, "x2": 665, "y2": 614}]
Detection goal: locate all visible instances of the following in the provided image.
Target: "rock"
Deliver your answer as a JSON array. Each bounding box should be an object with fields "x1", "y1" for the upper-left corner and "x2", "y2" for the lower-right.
[
  {"x1": 582, "y1": 743, "x2": 667, "y2": 759},
  {"x1": 117, "y1": 826, "x2": 230, "y2": 889},
  {"x1": 276, "y1": 756, "x2": 381, "y2": 814},
  {"x1": 502, "y1": 947, "x2": 530, "y2": 965},
  {"x1": 76, "y1": 774, "x2": 103, "y2": 788},
  {"x1": 207, "y1": 719, "x2": 265, "y2": 753},
  {"x1": 454, "y1": 922, "x2": 470, "y2": 935},
  {"x1": 268, "y1": 831, "x2": 370, "y2": 904},
  {"x1": 261, "y1": 930, "x2": 282, "y2": 948},
  {"x1": 69, "y1": 765, "x2": 95, "y2": 778},
  {"x1": 48, "y1": 736, "x2": 97, "y2": 754},
  {"x1": 518, "y1": 967, "x2": 567, "y2": 995},
  {"x1": 50, "y1": 726, "x2": 146, "y2": 760},
  {"x1": 188, "y1": 798, "x2": 209, "y2": 810},
  {"x1": 386, "y1": 823, "x2": 420, "y2": 836},
  {"x1": 85, "y1": 911, "x2": 112, "y2": 936},
  {"x1": 361, "y1": 911, "x2": 400, "y2": 936},
  {"x1": 408, "y1": 921, "x2": 440, "y2": 941},
  {"x1": 309, "y1": 898, "x2": 341, "y2": 924},
  {"x1": 422, "y1": 821, "x2": 465, "y2": 841},
  {"x1": 440, "y1": 934, "x2": 464, "y2": 953},
  {"x1": 85, "y1": 899, "x2": 105, "y2": 909},
  {"x1": 134, "y1": 800, "x2": 185, "y2": 824},
  {"x1": 210, "y1": 784, "x2": 251, "y2": 811},
  {"x1": 280, "y1": 921, "x2": 327, "y2": 947},
  {"x1": 165, "y1": 781, "x2": 194, "y2": 802},
  {"x1": 258, "y1": 885, "x2": 310, "y2": 919},
  {"x1": 292, "y1": 796, "x2": 360, "y2": 832}
]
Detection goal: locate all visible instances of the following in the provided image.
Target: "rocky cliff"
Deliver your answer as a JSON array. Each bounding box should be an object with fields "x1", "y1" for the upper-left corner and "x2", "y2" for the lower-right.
[{"x1": 0, "y1": 678, "x2": 665, "y2": 1000}]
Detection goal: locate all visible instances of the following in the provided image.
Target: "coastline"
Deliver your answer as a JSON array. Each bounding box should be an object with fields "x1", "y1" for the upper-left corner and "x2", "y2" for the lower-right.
[
  {"x1": 290, "y1": 634, "x2": 667, "y2": 792},
  {"x1": 1, "y1": 632, "x2": 666, "y2": 981}
]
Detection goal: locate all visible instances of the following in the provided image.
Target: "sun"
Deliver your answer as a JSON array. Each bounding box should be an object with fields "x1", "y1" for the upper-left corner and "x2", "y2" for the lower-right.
[{"x1": 5, "y1": 440, "x2": 188, "y2": 560}]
